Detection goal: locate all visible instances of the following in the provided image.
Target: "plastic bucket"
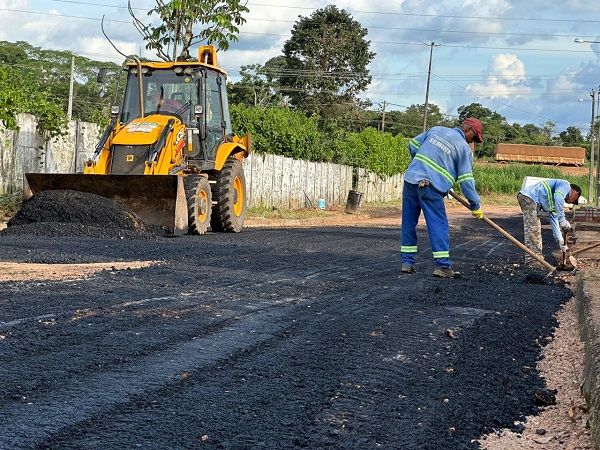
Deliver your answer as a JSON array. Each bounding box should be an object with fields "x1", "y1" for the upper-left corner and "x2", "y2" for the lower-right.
[
  {"x1": 317, "y1": 198, "x2": 326, "y2": 210},
  {"x1": 345, "y1": 190, "x2": 363, "y2": 214}
]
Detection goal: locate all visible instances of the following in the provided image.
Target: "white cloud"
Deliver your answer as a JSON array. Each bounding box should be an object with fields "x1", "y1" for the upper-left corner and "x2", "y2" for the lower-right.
[{"x1": 466, "y1": 54, "x2": 530, "y2": 99}]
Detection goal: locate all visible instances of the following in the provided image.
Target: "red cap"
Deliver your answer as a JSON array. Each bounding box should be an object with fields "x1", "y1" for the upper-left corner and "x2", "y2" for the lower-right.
[{"x1": 463, "y1": 117, "x2": 483, "y2": 143}]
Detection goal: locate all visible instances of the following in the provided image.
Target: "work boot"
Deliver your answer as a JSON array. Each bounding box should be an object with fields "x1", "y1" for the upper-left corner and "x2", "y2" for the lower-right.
[
  {"x1": 401, "y1": 264, "x2": 415, "y2": 274},
  {"x1": 433, "y1": 267, "x2": 457, "y2": 278}
]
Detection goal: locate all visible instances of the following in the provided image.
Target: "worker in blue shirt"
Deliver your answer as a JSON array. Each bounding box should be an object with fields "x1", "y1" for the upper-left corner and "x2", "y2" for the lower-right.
[
  {"x1": 517, "y1": 179, "x2": 581, "y2": 268},
  {"x1": 401, "y1": 118, "x2": 484, "y2": 278}
]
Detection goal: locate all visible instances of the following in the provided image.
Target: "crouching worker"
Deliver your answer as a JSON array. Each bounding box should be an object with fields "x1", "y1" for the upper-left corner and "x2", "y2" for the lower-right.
[
  {"x1": 401, "y1": 118, "x2": 484, "y2": 278},
  {"x1": 517, "y1": 179, "x2": 581, "y2": 269}
]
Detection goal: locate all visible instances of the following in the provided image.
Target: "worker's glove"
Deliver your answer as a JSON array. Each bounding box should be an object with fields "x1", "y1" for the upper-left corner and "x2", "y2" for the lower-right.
[
  {"x1": 560, "y1": 244, "x2": 569, "y2": 253},
  {"x1": 560, "y1": 222, "x2": 572, "y2": 232},
  {"x1": 471, "y1": 208, "x2": 484, "y2": 219}
]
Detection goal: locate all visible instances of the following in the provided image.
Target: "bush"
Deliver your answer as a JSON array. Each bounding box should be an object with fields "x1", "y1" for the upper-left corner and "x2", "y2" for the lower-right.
[
  {"x1": 0, "y1": 193, "x2": 21, "y2": 218},
  {"x1": 230, "y1": 105, "x2": 410, "y2": 177},
  {"x1": 332, "y1": 127, "x2": 410, "y2": 177},
  {"x1": 230, "y1": 104, "x2": 327, "y2": 161}
]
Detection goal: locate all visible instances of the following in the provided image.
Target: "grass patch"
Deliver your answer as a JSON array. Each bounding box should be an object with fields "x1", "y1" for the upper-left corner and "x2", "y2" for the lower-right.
[
  {"x1": 479, "y1": 193, "x2": 519, "y2": 206},
  {"x1": 0, "y1": 193, "x2": 21, "y2": 218},
  {"x1": 247, "y1": 205, "x2": 332, "y2": 220},
  {"x1": 473, "y1": 163, "x2": 589, "y2": 198}
]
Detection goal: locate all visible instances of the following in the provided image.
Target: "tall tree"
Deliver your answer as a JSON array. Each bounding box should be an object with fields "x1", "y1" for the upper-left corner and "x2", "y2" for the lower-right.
[
  {"x1": 129, "y1": 0, "x2": 249, "y2": 61},
  {"x1": 229, "y1": 58, "x2": 286, "y2": 107},
  {"x1": 278, "y1": 5, "x2": 375, "y2": 121}
]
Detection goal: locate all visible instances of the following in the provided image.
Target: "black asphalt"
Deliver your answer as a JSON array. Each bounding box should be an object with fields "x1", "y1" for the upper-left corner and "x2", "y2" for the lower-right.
[{"x1": 0, "y1": 215, "x2": 570, "y2": 449}]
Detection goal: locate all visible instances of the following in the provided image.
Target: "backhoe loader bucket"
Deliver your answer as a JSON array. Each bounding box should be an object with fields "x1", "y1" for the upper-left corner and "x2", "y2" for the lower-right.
[{"x1": 23, "y1": 173, "x2": 188, "y2": 234}]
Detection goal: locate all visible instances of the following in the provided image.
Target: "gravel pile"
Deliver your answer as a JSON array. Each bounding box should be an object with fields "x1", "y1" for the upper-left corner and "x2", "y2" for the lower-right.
[{"x1": 5, "y1": 190, "x2": 156, "y2": 239}]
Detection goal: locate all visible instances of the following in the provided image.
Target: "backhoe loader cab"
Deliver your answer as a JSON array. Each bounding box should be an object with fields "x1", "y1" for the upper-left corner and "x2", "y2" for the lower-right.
[{"x1": 23, "y1": 46, "x2": 250, "y2": 235}]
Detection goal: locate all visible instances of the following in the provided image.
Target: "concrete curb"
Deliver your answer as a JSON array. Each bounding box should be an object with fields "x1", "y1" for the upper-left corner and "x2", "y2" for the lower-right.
[{"x1": 576, "y1": 270, "x2": 600, "y2": 449}]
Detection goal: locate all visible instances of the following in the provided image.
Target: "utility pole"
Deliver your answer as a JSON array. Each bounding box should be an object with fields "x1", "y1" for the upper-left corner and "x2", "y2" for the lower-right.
[
  {"x1": 596, "y1": 85, "x2": 600, "y2": 206},
  {"x1": 589, "y1": 89, "x2": 596, "y2": 205},
  {"x1": 380, "y1": 101, "x2": 387, "y2": 132},
  {"x1": 67, "y1": 55, "x2": 75, "y2": 121},
  {"x1": 422, "y1": 42, "x2": 439, "y2": 132}
]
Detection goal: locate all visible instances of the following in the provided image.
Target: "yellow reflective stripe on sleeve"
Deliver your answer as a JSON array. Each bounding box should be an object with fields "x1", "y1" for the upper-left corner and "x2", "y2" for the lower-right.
[
  {"x1": 555, "y1": 191, "x2": 565, "y2": 198},
  {"x1": 457, "y1": 173, "x2": 474, "y2": 182},
  {"x1": 410, "y1": 139, "x2": 421, "y2": 148},
  {"x1": 432, "y1": 251, "x2": 450, "y2": 258},
  {"x1": 542, "y1": 181, "x2": 555, "y2": 212},
  {"x1": 401, "y1": 245, "x2": 418, "y2": 253},
  {"x1": 413, "y1": 154, "x2": 455, "y2": 184}
]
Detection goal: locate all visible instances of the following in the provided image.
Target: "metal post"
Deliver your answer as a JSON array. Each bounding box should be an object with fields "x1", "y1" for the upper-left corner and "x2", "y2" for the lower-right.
[
  {"x1": 596, "y1": 86, "x2": 600, "y2": 206},
  {"x1": 381, "y1": 100, "x2": 387, "y2": 132},
  {"x1": 589, "y1": 90, "x2": 596, "y2": 205},
  {"x1": 422, "y1": 42, "x2": 435, "y2": 132},
  {"x1": 67, "y1": 55, "x2": 75, "y2": 121}
]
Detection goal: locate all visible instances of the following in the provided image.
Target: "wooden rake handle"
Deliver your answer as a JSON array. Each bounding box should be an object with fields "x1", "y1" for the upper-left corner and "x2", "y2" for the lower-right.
[
  {"x1": 447, "y1": 191, "x2": 556, "y2": 272},
  {"x1": 572, "y1": 241, "x2": 600, "y2": 257}
]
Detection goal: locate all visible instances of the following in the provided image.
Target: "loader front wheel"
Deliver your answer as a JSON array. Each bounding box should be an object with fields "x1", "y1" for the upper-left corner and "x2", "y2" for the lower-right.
[
  {"x1": 185, "y1": 176, "x2": 212, "y2": 235},
  {"x1": 210, "y1": 158, "x2": 246, "y2": 232}
]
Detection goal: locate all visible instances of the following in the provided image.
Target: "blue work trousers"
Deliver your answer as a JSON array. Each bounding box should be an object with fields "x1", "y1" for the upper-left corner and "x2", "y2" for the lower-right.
[{"x1": 401, "y1": 180, "x2": 451, "y2": 268}]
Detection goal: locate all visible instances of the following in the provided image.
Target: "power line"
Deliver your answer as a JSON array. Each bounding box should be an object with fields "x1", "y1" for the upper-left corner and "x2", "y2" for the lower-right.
[
  {"x1": 39, "y1": 0, "x2": 600, "y2": 24},
  {"x1": 432, "y1": 73, "x2": 569, "y2": 126},
  {"x1": 39, "y1": 0, "x2": 600, "y2": 40},
  {"x1": 247, "y1": 2, "x2": 600, "y2": 24},
  {"x1": 7, "y1": 57, "x2": 600, "y2": 84},
  {"x1": 1, "y1": 8, "x2": 598, "y2": 54},
  {"x1": 38, "y1": 0, "x2": 600, "y2": 24},
  {"x1": 6, "y1": 63, "x2": 598, "y2": 98}
]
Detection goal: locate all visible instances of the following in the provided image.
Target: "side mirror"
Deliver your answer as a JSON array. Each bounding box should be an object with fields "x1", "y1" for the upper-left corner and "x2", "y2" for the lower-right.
[
  {"x1": 194, "y1": 105, "x2": 203, "y2": 116},
  {"x1": 110, "y1": 105, "x2": 120, "y2": 116},
  {"x1": 97, "y1": 68, "x2": 108, "y2": 83}
]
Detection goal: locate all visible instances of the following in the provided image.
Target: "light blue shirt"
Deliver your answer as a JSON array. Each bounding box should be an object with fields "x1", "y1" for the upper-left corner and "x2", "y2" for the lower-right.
[
  {"x1": 405, "y1": 126, "x2": 480, "y2": 210},
  {"x1": 520, "y1": 179, "x2": 571, "y2": 245}
]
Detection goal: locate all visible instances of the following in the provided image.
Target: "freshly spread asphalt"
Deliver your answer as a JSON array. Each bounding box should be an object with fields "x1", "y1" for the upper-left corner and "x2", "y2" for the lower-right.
[{"x1": 0, "y1": 211, "x2": 571, "y2": 449}]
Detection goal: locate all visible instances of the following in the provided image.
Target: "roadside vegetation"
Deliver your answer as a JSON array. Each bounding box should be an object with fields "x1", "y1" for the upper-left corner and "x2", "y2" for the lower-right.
[
  {"x1": 473, "y1": 164, "x2": 589, "y2": 198},
  {"x1": 0, "y1": 193, "x2": 21, "y2": 218},
  {"x1": 0, "y1": 3, "x2": 595, "y2": 193}
]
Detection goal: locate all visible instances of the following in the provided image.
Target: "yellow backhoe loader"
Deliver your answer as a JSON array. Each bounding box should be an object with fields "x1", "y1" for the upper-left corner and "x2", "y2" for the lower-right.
[{"x1": 23, "y1": 45, "x2": 250, "y2": 234}]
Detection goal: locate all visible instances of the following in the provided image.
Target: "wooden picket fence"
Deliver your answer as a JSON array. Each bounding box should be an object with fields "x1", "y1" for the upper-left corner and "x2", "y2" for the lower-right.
[
  {"x1": 1, "y1": 115, "x2": 405, "y2": 208},
  {"x1": 244, "y1": 153, "x2": 404, "y2": 209}
]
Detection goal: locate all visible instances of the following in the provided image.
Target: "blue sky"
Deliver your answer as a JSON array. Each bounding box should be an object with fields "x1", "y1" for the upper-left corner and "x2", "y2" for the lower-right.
[{"x1": 2, "y1": 0, "x2": 600, "y2": 133}]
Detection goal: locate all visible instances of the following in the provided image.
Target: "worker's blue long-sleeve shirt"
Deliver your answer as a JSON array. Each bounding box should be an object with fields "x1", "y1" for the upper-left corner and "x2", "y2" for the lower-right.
[
  {"x1": 520, "y1": 179, "x2": 571, "y2": 245},
  {"x1": 405, "y1": 126, "x2": 480, "y2": 210}
]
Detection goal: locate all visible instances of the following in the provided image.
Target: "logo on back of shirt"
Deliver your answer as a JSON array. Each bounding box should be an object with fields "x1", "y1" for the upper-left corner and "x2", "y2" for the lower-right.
[{"x1": 428, "y1": 136, "x2": 453, "y2": 155}]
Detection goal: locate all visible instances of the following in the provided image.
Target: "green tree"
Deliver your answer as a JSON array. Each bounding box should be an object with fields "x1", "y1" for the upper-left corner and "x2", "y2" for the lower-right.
[
  {"x1": 0, "y1": 41, "x2": 125, "y2": 125},
  {"x1": 385, "y1": 104, "x2": 450, "y2": 137},
  {"x1": 278, "y1": 5, "x2": 375, "y2": 121},
  {"x1": 0, "y1": 64, "x2": 66, "y2": 137},
  {"x1": 457, "y1": 103, "x2": 509, "y2": 157},
  {"x1": 559, "y1": 126, "x2": 584, "y2": 147},
  {"x1": 229, "y1": 60, "x2": 284, "y2": 107},
  {"x1": 129, "y1": 0, "x2": 249, "y2": 61},
  {"x1": 515, "y1": 123, "x2": 556, "y2": 145}
]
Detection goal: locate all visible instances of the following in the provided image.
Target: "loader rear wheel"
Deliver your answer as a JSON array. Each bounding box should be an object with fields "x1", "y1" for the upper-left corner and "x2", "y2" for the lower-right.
[
  {"x1": 210, "y1": 157, "x2": 246, "y2": 232},
  {"x1": 185, "y1": 176, "x2": 212, "y2": 235}
]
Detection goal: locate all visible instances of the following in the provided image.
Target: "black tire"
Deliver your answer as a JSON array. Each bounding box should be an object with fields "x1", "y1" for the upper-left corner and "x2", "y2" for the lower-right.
[
  {"x1": 210, "y1": 157, "x2": 246, "y2": 232},
  {"x1": 185, "y1": 175, "x2": 212, "y2": 235}
]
